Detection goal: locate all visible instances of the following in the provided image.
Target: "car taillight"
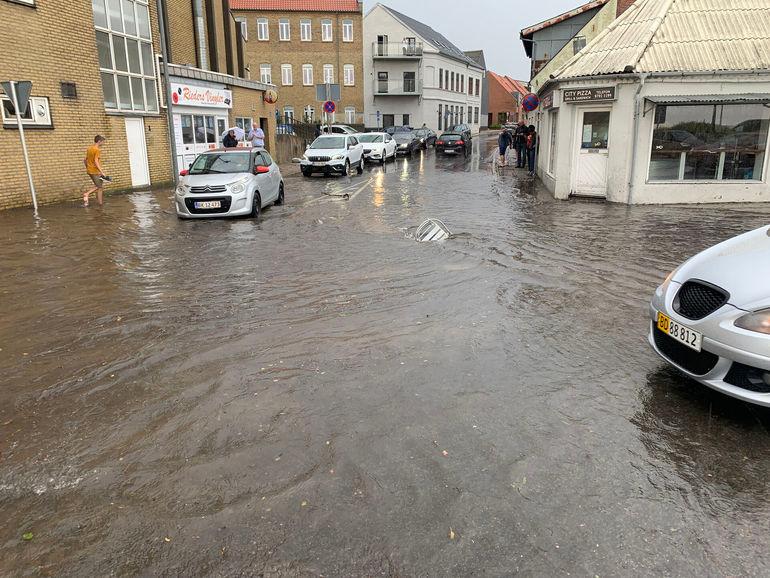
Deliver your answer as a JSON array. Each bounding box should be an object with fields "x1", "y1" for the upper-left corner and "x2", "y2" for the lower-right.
[
  {"x1": 456, "y1": 140, "x2": 464, "y2": 145},
  {"x1": 437, "y1": 140, "x2": 444, "y2": 145}
]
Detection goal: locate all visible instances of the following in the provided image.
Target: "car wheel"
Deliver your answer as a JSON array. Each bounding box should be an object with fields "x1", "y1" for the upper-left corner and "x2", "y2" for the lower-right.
[
  {"x1": 301, "y1": 168, "x2": 312, "y2": 177},
  {"x1": 274, "y1": 183, "x2": 284, "y2": 206},
  {"x1": 250, "y1": 192, "x2": 261, "y2": 218},
  {"x1": 357, "y1": 157, "x2": 364, "y2": 174},
  {"x1": 344, "y1": 160, "x2": 351, "y2": 177}
]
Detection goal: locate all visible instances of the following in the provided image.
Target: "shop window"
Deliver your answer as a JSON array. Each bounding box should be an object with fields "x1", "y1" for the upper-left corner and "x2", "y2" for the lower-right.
[
  {"x1": 342, "y1": 19, "x2": 353, "y2": 42},
  {"x1": 235, "y1": 117, "x2": 253, "y2": 143},
  {"x1": 300, "y1": 19, "x2": 311, "y2": 41},
  {"x1": 92, "y1": 0, "x2": 158, "y2": 113},
  {"x1": 649, "y1": 103, "x2": 770, "y2": 182}
]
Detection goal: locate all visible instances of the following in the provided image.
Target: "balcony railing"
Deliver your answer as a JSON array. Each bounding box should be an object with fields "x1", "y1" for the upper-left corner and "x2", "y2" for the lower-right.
[
  {"x1": 373, "y1": 79, "x2": 422, "y2": 95},
  {"x1": 372, "y1": 42, "x2": 424, "y2": 59}
]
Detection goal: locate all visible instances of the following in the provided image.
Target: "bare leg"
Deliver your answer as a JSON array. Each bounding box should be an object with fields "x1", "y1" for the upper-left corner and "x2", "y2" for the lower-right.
[
  {"x1": 96, "y1": 186, "x2": 103, "y2": 206},
  {"x1": 83, "y1": 186, "x2": 97, "y2": 206}
]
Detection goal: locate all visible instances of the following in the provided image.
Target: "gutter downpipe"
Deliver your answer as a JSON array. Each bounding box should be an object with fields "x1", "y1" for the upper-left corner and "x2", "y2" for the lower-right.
[
  {"x1": 193, "y1": 0, "x2": 209, "y2": 70},
  {"x1": 156, "y1": 0, "x2": 178, "y2": 186},
  {"x1": 627, "y1": 72, "x2": 648, "y2": 205}
]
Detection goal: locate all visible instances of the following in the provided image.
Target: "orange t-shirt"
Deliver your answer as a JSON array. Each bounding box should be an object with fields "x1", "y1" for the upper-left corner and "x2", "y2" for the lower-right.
[{"x1": 85, "y1": 145, "x2": 101, "y2": 175}]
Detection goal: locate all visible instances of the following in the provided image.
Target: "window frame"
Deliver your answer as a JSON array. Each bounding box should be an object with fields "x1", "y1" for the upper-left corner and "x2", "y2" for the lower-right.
[
  {"x1": 342, "y1": 19, "x2": 353, "y2": 42},
  {"x1": 281, "y1": 63, "x2": 293, "y2": 86},
  {"x1": 278, "y1": 18, "x2": 290, "y2": 41},
  {"x1": 323, "y1": 64, "x2": 334, "y2": 84},
  {"x1": 1, "y1": 96, "x2": 53, "y2": 128},
  {"x1": 321, "y1": 19, "x2": 333, "y2": 42},
  {"x1": 260, "y1": 63, "x2": 272, "y2": 84},
  {"x1": 302, "y1": 64, "x2": 313, "y2": 86},
  {"x1": 345, "y1": 106, "x2": 356, "y2": 124},
  {"x1": 343, "y1": 64, "x2": 354, "y2": 86},
  {"x1": 257, "y1": 18, "x2": 269, "y2": 41},
  {"x1": 300, "y1": 18, "x2": 312, "y2": 41}
]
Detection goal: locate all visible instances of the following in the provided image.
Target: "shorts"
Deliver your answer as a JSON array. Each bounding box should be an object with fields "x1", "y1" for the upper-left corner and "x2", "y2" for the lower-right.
[{"x1": 88, "y1": 173, "x2": 102, "y2": 187}]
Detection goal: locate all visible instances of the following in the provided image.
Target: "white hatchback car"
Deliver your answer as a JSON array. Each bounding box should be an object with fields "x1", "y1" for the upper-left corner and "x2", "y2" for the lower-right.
[
  {"x1": 300, "y1": 135, "x2": 365, "y2": 177},
  {"x1": 176, "y1": 148, "x2": 283, "y2": 219},
  {"x1": 357, "y1": 132, "x2": 397, "y2": 163},
  {"x1": 649, "y1": 225, "x2": 770, "y2": 406}
]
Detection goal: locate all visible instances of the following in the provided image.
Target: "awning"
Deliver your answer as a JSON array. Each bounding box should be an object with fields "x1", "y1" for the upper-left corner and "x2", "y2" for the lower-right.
[{"x1": 644, "y1": 94, "x2": 770, "y2": 104}]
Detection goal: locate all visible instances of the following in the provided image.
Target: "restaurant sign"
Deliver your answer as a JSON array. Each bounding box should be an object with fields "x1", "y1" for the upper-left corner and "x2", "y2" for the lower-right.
[
  {"x1": 563, "y1": 87, "x2": 616, "y2": 103},
  {"x1": 170, "y1": 83, "x2": 232, "y2": 108}
]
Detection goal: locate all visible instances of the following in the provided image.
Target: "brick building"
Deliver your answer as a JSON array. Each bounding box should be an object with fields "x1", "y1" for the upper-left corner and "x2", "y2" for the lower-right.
[
  {"x1": 230, "y1": 0, "x2": 365, "y2": 126},
  {"x1": 487, "y1": 72, "x2": 528, "y2": 126}
]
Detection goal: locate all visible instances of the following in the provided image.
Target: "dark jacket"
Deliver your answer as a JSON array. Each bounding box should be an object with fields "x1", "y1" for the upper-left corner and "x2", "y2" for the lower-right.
[
  {"x1": 513, "y1": 125, "x2": 528, "y2": 147},
  {"x1": 223, "y1": 134, "x2": 239, "y2": 148}
]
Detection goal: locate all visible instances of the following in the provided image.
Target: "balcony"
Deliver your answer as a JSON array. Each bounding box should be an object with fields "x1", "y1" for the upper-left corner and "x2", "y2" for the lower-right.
[
  {"x1": 373, "y1": 79, "x2": 422, "y2": 96},
  {"x1": 372, "y1": 42, "x2": 424, "y2": 59}
]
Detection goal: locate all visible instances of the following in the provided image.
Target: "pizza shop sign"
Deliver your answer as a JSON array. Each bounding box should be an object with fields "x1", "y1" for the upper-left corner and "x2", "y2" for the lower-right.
[
  {"x1": 563, "y1": 87, "x2": 616, "y2": 103},
  {"x1": 170, "y1": 83, "x2": 232, "y2": 108}
]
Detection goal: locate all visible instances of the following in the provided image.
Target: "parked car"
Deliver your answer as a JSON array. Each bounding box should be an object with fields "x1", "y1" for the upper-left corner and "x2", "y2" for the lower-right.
[
  {"x1": 358, "y1": 132, "x2": 397, "y2": 163},
  {"x1": 415, "y1": 128, "x2": 437, "y2": 149},
  {"x1": 393, "y1": 131, "x2": 421, "y2": 156},
  {"x1": 386, "y1": 126, "x2": 413, "y2": 135},
  {"x1": 435, "y1": 132, "x2": 469, "y2": 156},
  {"x1": 175, "y1": 148, "x2": 283, "y2": 219},
  {"x1": 300, "y1": 134, "x2": 365, "y2": 176},
  {"x1": 448, "y1": 124, "x2": 472, "y2": 143},
  {"x1": 321, "y1": 124, "x2": 359, "y2": 135},
  {"x1": 649, "y1": 225, "x2": 770, "y2": 406}
]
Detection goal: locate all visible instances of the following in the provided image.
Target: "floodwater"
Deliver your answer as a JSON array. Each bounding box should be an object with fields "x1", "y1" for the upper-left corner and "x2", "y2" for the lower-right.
[{"x1": 2, "y1": 135, "x2": 770, "y2": 576}]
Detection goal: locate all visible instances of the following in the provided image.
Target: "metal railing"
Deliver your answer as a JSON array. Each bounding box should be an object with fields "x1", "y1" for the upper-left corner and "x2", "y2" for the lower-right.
[
  {"x1": 372, "y1": 41, "x2": 424, "y2": 58},
  {"x1": 373, "y1": 79, "x2": 422, "y2": 95}
]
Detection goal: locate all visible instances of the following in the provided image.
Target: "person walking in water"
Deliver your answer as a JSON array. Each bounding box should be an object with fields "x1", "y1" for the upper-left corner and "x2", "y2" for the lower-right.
[
  {"x1": 248, "y1": 122, "x2": 265, "y2": 148},
  {"x1": 83, "y1": 135, "x2": 107, "y2": 207},
  {"x1": 497, "y1": 127, "x2": 513, "y2": 167}
]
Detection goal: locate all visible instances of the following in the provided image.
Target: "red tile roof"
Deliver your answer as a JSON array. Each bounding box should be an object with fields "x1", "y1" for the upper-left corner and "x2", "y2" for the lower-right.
[
  {"x1": 229, "y1": 0, "x2": 360, "y2": 11},
  {"x1": 488, "y1": 71, "x2": 529, "y2": 97}
]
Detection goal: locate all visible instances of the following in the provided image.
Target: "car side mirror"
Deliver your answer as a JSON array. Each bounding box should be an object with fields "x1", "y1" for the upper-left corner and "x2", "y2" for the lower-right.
[
  {"x1": 254, "y1": 165, "x2": 270, "y2": 174},
  {"x1": 179, "y1": 169, "x2": 189, "y2": 176}
]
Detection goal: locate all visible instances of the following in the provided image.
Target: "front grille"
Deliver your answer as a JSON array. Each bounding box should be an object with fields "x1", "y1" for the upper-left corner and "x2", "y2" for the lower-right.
[
  {"x1": 653, "y1": 325, "x2": 719, "y2": 376},
  {"x1": 673, "y1": 280, "x2": 729, "y2": 320},
  {"x1": 190, "y1": 185, "x2": 227, "y2": 194},
  {"x1": 308, "y1": 156, "x2": 331, "y2": 162},
  {"x1": 184, "y1": 196, "x2": 231, "y2": 214},
  {"x1": 724, "y1": 362, "x2": 770, "y2": 393}
]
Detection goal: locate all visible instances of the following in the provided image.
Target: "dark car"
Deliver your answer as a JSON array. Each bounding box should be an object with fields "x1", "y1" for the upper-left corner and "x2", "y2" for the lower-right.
[
  {"x1": 435, "y1": 132, "x2": 469, "y2": 156},
  {"x1": 386, "y1": 125, "x2": 414, "y2": 135},
  {"x1": 447, "y1": 124, "x2": 472, "y2": 143},
  {"x1": 394, "y1": 131, "x2": 420, "y2": 156},
  {"x1": 414, "y1": 128, "x2": 437, "y2": 149}
]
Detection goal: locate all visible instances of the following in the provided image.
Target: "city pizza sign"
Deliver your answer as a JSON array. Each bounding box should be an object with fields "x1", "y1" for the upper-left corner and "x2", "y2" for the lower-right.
[
  {"x1": 563, "y1": 87, "x2": 616, "y2": 103},
  {"x1": 170, "y1": 83, "x2": 232, "y2": 108}
]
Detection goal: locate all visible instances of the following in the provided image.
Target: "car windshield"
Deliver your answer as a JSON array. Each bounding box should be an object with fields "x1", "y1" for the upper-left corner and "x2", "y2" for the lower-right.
[
  {"x1": 310, "y1": 136, "x2": 346, "y2": 149},
  {"x1": 395, "y1": 132, "x2": 415, "y2": 142},
  {"x1": 358, "y1": 134, "x2": 383, "y2": 143},
  {"x1": 449, "y1": 125, "x2": 465, "y2": 132},
  {"x1": 190, "y1": 152, "x2": 251, "y2": 175}
]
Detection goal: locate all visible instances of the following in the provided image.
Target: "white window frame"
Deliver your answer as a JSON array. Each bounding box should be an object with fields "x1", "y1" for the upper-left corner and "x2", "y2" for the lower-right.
[
  {"x1": 323, "y1": 64, "x2": 334, "y2": 84},
  {"x1": 278, "y1": 18, "x2": 290, "y2": 41},
  {"x1": 302, "y1": 64, "x2": 313, "y2": 86},
  {"x1": 283, "y1": 106, "x2": 294, "y2": 121},
  {"x1": 342, "y1": 19, "x2": 353, "y2": 42},
  {"x1": 235, "y1": 17, "x2": 247, "y2": 41},
  {"x1": 321, "y1": 19, "x2": 332, "y2": 42},
  {"x1": 1, "y1": 96, "x2": 52, "y2": 127},
  {"x1": 300, "y1": 19, "x2": 311, "y2": 41},
  {"x1": 304, "y1": 105, "x2": 315, "y2": 121},
  {"x1": 345, "y1": 107, "x2": 355, "y2": 124},
  {"x1": 281, "y1": 64, "x2": 293, "y2": 86},
  {"x1": 92, "y1": 0, "x2": 159, "y2": 114},
  {"x1": 260, "y1": 64, "x2": 272, "y2": 84},
  {"x1": 257, "y1": 18, "x2": 269, "y2": 41},
  {"x1": 343, "y1": 64, "x2": 354, "y2": 86}
]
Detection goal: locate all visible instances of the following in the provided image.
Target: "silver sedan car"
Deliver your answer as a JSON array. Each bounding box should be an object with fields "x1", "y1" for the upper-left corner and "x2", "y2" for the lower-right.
[{"x1": 649, "y1": 225, "x2": 770, "y2": 406}]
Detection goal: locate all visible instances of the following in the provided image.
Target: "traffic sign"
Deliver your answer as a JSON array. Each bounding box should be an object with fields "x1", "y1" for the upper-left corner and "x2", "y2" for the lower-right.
[
  {"x1": 0, "y1": 80, "x2": 37, "y2": 214},
  {"x1": 323, "y1": 100, "x2": 336, "y2": 114},
  {"x1": 1, "y1": 80, "x2": 31, "y2": 115}
]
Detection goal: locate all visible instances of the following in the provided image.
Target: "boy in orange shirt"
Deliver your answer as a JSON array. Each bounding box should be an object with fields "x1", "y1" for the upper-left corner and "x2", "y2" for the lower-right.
[{"x1": 83, "y1": 135, "x2": 106, "y2": 206}]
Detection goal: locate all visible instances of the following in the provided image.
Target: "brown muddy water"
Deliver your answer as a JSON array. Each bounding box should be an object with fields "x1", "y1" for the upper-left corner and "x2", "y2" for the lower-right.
[{"x1": 2, "y1": 135, "x2": 770, "y2": 576}]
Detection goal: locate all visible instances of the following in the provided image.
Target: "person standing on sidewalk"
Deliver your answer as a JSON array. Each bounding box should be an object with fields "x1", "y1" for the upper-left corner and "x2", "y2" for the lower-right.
[
  {"x1": 526, "y1": 125, "x2": 538, "y2": 176},
  {"x1": 248, "y1": 122, "x2": 265, "y2": 148},
  {"x1": 513, "y1": 121, "x2": 528, "y2": 168},
  {"x1": 83, "y1": 135, "x2": 106, "y2": 207}
]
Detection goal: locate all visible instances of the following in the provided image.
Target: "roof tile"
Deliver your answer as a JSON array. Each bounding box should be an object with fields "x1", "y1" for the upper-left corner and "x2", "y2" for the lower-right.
[{"x1": 229, "y1": 0, "x2": 360, "y2": 11}]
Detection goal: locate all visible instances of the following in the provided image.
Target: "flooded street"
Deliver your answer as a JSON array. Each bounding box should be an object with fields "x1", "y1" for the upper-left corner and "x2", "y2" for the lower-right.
[{"x1": 3, "y1": 134, "x2": 770, "y2": 576}]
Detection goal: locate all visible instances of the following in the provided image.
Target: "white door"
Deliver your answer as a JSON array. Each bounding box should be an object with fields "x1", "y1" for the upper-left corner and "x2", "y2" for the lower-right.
[
  {"x1": 573, "y1": 110, "x2": 611, "y2": 198},
  {"x1": 125, "y1": 118, "x2": 150, "y2": 187}
]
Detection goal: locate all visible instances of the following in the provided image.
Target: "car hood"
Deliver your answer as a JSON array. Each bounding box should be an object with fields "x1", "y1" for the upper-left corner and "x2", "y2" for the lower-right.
[
  {"x1": 673, "y1": 225, "x2": 770, "y2": 309},
  {"x1": 184, "y1": 173, "x2": 249, "y2": 186}
]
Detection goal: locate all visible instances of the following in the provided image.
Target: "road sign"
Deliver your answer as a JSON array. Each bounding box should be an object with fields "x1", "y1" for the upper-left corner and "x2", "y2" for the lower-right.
[
  {"x1": 1, "y1": 80, "x2": 31, "y2": 115},
  {"x1": 323, "y1": 100, "x2": 336, "y2": 114}
]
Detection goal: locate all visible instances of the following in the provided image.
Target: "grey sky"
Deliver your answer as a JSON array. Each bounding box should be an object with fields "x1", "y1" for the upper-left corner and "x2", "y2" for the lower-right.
[{"x1": 362, "y1": 0, "x2": 585, "y2": 81}]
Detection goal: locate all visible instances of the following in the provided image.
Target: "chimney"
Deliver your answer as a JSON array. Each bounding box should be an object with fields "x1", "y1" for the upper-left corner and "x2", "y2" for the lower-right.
[{"x1": 617, "y1": 0, "x2": 636, "y2": 16}]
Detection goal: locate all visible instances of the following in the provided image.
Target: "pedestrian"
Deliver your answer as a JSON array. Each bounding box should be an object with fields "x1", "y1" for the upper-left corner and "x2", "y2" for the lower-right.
[
  {"x1": 83, "y1": 135, "x2": 107, "y2": 207},
  {"x1": 314, "y1": 122, "x2": 322, "y2": 138},
  {"x1": 497, "y1": 127, "x2": 513, "y2": 167},
  {"x1": 526, "y1": 124, "x2": 538, "y2": 176},
  {"x1": 513, "y1": 120, "x2": 528, "y2": 168},
  {"x1": 248, "y1": 122, "x2": 265, "y2": 148},
  {"x1": 223, "y1": 129, "x2": 239, "y2": 148}
]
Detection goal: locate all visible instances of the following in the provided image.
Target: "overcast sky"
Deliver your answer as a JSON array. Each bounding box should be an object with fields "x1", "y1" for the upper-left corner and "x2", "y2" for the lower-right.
[{"x1": 362, "y1": 0, "x2": 583, "y2": 80}]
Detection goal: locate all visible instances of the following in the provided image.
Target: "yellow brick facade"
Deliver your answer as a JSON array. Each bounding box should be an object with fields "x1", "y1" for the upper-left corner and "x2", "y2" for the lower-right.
[
  {"x1": 232, "y1": 8, "x2": 364, "y2": 125},
  {"x1": 0, "y1": 0, "x2": 172, "y2": 210},
  {"x1": 167, "y1": 0, "x2": 197, "y2": 66}
]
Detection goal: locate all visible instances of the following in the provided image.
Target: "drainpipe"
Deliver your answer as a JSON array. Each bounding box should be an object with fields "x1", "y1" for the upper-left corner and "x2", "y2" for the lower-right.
[
  {"x1": 193, "y1": 0, "x2": 209, "y2": 70},
  {"x1": 156, "y1": 0, "x2": 178, "y2": 185},
  {"x1": 627, "y1": 72, "x2": 648, "y2": 205}
]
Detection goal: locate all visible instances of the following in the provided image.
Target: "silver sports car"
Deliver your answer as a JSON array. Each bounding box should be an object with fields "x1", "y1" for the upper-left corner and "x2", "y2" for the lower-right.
[{"x1": 649, "y1": 225, "x2": 770, "y2": 406}]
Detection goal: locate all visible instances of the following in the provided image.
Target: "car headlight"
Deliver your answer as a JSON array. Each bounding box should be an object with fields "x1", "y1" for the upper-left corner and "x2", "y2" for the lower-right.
[
  {"x1": 332, "y1": 154, "x2": 345, "y2": 160},
  {"x1": 302, "y1": 154, "x2": 309, "y2": 161},
  {"x1": 176, "y1": 184, "x2": 189, "y2": 196},
  {"x1": 735, "y1": 309, "x2": 770, "y2": 335},
  {"x1": 229, "y1": 177, "x2": 249, "y2": 194}
]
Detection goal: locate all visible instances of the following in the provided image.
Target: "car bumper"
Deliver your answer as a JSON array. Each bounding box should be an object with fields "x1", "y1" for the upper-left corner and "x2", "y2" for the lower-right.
[
  {"x1": 175, "y1": 194, "x2": 253, "y2": 218},
  {"x1": 300, "y1": 161, "x2": 347, "y2": 174},
  {"x1": 649, "y1": 287, "x2": 770, "y2": 406},
  {"x1": 363, "y1": 150, "x2": 382, "y2": 160}
]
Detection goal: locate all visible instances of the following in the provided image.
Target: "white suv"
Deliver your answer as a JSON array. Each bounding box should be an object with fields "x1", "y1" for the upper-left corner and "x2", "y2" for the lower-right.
[{"x1": 301, "y1": 135, "x2": 365, "y2": 177}]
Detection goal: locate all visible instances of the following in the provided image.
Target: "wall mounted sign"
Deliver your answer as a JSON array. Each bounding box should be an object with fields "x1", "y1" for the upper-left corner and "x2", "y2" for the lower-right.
[
  {"x1": 170, "y1": 83, "x2": 232, "y2": 108},
  {"x1": 563, "y1": 87, "x2": 616, "y2": 103},
  {"x1": 541, "y1": 91, "x2": 554, "y2": 110},
  {"x1": 522, "y1": 93, "x2": 540, "y2": 112},
  {"x1": 264, "y1": 89, "x2": 278, "y2": 104}
]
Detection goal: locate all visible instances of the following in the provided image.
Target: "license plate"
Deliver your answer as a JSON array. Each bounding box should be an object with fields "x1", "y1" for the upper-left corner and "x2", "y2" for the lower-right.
[
  {"x1": 445, "y1": 149, "x2": 456, "y2": 154},
  {"x1": 313, "y1": 162, "x2": 326, "y2": 167},
  {"x1": 657, "y1": 312, "x2": 702, "y2": 352},
  {"x1": 194, "y1": 200, "x2": 221, "y2": 209}
]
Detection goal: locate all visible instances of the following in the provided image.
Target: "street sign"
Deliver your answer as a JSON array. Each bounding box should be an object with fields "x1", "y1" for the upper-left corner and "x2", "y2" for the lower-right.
[
  {"x1": 323, "y1": 100, "x2": 336, "y2": 114},
  {"x1": 1, "y1": 80, "x2": 31, "y2": 115}
]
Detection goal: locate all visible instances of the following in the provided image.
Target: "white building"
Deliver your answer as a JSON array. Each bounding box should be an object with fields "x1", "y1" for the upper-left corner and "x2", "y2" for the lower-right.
[
  {"x1": 533, "y1": 0, "x2": 770, "y2": 204},
  {"x1": 363, "y1": 4, "x2": 484, "y2": 133}
]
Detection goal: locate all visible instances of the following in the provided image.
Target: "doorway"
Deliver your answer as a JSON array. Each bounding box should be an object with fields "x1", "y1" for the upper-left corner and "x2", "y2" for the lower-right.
[
  {"x1": 573, "y1": 109, "x2": 610, "y2": 198},
  {"x1": 124, "y1": 118, "x2": 150, "y2": 187},
  {"x1": 260, "y1": 117, "x2": 269, "y2": 152}
]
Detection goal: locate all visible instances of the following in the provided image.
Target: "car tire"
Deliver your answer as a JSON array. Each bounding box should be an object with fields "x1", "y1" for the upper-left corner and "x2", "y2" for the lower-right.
[
  {"x1": 301, "y1": 168, "x2": 312, "y2": 177},
  {"x1": 250, "y1": 192, "x2": 261, "y2": 218},
  {"x1": 275, "y1": 183, "x2": 284, "y2": 206},
  {"x1": 357, "y1": 157, "x2": 364, "y2": 174},
  {"x1": 344, "y1": 160, "x2": 351, "y2": 177}
]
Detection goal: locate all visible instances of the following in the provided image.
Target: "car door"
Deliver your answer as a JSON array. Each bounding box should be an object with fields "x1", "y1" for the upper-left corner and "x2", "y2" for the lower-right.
[
  {"x1": 385, "y1": 134, "x2": 395, "y2": 157},
  {"x1": 254, "y1": 152, "x2": 277, "y2": 204},
  {"x1": 348, "y1": 136, "x2": 362, "y2": 164},
  {"x1": 261, "y1": 151, "x2": 281, "y2": 201}
]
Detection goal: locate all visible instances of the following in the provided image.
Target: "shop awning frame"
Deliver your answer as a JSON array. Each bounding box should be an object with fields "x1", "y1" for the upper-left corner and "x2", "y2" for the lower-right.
[{"x1": 643, "y1": 94, "x2": 770, "y2": 116}]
